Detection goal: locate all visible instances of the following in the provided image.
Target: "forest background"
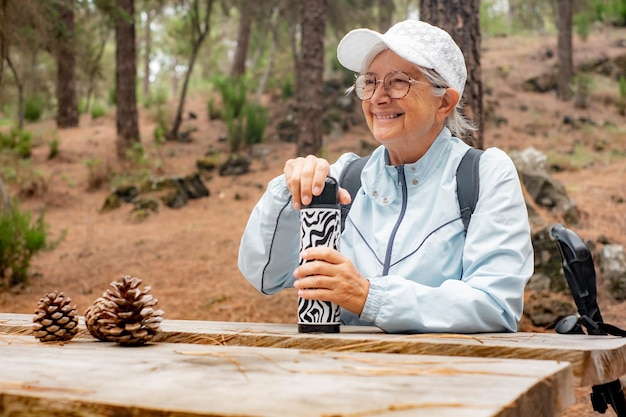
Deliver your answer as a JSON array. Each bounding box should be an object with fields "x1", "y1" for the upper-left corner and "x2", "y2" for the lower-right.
[
  {"x1": 1, "y1": 1, "x2": 626, "y2": 415},
  {"x1": 1, "y1": 0, "x2": 626, "y2": 335}
]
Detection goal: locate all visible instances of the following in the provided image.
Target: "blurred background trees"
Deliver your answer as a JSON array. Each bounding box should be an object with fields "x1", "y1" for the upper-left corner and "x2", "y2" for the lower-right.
[
  {"x1": 0, "y1": 0, "x2": 625, "y2": 157},
  {"x1": 1, "y1": 0, "x2": 626, "y2": 288}
]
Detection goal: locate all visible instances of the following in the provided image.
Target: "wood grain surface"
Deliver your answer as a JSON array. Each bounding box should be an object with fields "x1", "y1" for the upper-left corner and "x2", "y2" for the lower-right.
[
  {"x1": 0, "y1": 334, "x2": 573, "y2": 417},
  {"x1": 3, "y1": 312, "x2": 624, "y2": 386}
]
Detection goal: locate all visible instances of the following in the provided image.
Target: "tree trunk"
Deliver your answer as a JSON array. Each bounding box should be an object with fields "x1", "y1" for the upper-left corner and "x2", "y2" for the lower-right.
[
  {"x1": 166, "y1": 0, "x2": 214, "y2": 142},
  {"x1": 56, "y1": 0, "x2": 79, "y2": 129},
  {"x1": 231, "y1": 0, "x2": 252, "y2": 79},
  {"x1": 0, "y1": 174, "x2": 8, "y2": 217},
  {"x1": 6, "y1": 54, "x2": 24, "y2": 129},
  {"x1": 377, "y1": 0, "x2": 394, "y2": 33},
  {"x1": 420, "y1": 0, "x2": 483, "y2": 149},
  {"x1": 296, "y1": 0, "x2": 326, "y2": 157},
  {"x1": 143, "y1": 8, "x2": 152, "y2": 101},
  {"x1": 556, "y1": 0, "x2": 573, "y2": 101},
  {"x1": 255, "y1": 4, "x2": 281, "y2": 103},
  {"x1": 115, "y1": 0, "x2": 140, "y2": 159},
  {"x1": 0, "y1": 0, "x2": 7, "y2": 90}
]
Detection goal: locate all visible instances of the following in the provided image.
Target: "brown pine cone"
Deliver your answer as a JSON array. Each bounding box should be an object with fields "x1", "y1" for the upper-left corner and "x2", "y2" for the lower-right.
[
  {"x1": 33, "y1": 291, "x2": 79, "y2": 342},
  {"x1": 85, "y1": 275, "x2": 164, "y2": 346},
  {"x1": 84, "y1": 297, "x2": 117, "y2": 341}
]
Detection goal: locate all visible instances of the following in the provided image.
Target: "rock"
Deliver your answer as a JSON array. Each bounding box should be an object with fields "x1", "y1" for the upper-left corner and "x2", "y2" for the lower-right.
[
  {"x1": 526, "y1": 273, "x2": 552, "y2": 291},
  {"x1": 276, "y1": 115, "x2": 298, "y2": 143},
  {"x1": 101, "y1": 193, "x2": 122, "y2": 212},
  {"x1": 524, "y1": 290, "x2": 577, "y2": 327},
  {"x1": 522, "y1": 73, "x2": 556, "y2": 93},
  {"x1": 102, "y1": 173, "x2": 210, "y2": 213},
  {"x1": 531, "y1": 225, "x2": 569, "y2": 292},
  {"x1": 219, "y1": 154, "x2": 251, "y2": 176},
  {"x1": 132, "y1": 196, "x2": 159, "y2": 212},
  {"x1": 196, "y1": 157, "x2": 217, "y2": 173},
  {"x1": 598, "y1": 245, "x2": 626, "y2": 301},
  {"x1": 114, "y1": 185, "x2": 138, "y2": 202},
  {"x1": 160, "y1": 187, "x2": 188, "y2": 209},
  {"x1": 180, "y1": 173, "x2": 210, "y2": 199},
  {"x1": 510, "y1": 147, "x2": 580, "y2": 224}
]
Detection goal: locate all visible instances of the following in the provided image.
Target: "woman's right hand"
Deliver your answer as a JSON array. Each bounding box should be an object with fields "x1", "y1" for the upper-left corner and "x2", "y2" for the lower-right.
[{"x1": 283, "y1": 155, "x2": 351, "y2": 210}]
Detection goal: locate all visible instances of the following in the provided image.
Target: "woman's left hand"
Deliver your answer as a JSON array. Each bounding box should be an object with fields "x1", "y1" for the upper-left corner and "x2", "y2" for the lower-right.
[{"x1": 293, "y1": 246, "x2": 370, "y2": 316}]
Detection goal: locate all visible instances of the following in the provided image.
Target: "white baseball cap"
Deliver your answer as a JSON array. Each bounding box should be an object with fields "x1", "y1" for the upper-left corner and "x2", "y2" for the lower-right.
[{"x1": 337, "y1": 20, "x2": 467, "y2": 98}]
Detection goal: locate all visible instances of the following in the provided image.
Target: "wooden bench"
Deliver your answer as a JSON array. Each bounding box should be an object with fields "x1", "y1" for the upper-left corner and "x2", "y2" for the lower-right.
[
  {"x1": 0, "y1": 334, "x2": 573, "y2": 417},
  {"x1": 2, "y1": 313, "x2": 624, "y2": 387}
]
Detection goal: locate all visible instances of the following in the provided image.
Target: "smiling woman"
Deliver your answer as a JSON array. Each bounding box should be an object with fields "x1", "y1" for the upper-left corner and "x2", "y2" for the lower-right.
[{"x1": 238, "y1": 19, "x2": 533, "y2": 335}]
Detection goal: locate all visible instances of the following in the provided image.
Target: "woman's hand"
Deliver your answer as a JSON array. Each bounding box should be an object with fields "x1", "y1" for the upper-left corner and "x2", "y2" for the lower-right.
[
  {"x1": 284, "y1": 155, "x2": 351, "y2": 210},
  {"x1": 293, "y1": 246, "x2": 370, "y2": 316}
]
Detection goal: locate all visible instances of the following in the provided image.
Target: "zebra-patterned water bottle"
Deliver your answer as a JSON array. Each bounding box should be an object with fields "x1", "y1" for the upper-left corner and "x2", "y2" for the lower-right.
[{"x1": 297, "y1": 176, "x2": 341, "y2": 333}]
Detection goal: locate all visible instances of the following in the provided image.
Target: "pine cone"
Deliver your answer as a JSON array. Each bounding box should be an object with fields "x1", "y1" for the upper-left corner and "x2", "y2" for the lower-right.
[
  {"x1": 84, "y1": 297, "x2": 116, "y2": 341},
  {"x1": 85, "y1": 275, "x2": 164, "y2": 346},
  {"x1": 33, "y1": 291, "x2": 79, "y2": 342}
]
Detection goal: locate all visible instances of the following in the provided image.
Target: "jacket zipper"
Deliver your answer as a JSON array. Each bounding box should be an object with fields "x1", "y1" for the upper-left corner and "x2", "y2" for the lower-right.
[{"x1": 382, "y1": 166, "x2": 408, "y2": 275}]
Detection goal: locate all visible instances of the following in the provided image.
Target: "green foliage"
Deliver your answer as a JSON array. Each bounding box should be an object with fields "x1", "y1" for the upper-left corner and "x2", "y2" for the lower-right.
[
  {"x1": 212, "y1": 75, "x2": 269, "y2": 152},
  {"x1": 91, "y1": 103, "x2": 107, "y2": 119},
  {"x1": 280, "y1": 76, "x2": 295, "y2": 101},
  {"x1": 24, "y1": 97, "x2": 45, "y2": 123},
  {"x1": 595, "y1": 0, "x2": 608, "y2": 21},
  {"x1": 84, "y1": 157, "x2": 110, "y2": 190},
  {"x1": 596, "y1": 0, "x2": 626, "y2": 25},
  {"x1": 153, "y1": 125, "x2": 167, "y2": 144},
  {"x1": 616, "y1": 0, "x2": 626, "y2": 25},
  {"x1": 125, "y1": 142, "x2": 148, "y2": 166},
  {"x1": 480, "y1": 0, "x2": 511, "y2": 37},
  {"x1": 0, "y1": 128, "x2": 32, "y2": 159},
  {"x1": 150, "y1": 87, "x2": 170, "y2": 144},
  {"x1": 225, "y1": 108, "x2": 245, "y2": 153},
  {"x1": 244, "y1": 103, "x2": 269, "y2": 146},
  {"x1": 507, "y1": 0, "x2": 555, "y2": 33},
  {"x1": 48, "y1": 137, "x2": 59, "y2": 160},
  {"x1": 207, "y1": 97, "x2": 223, "y2": 120},
  {"x1": 547, "y1": 142, "x2": 593, "y2": 171},
  {"x1": 144, "y1": 86, "x2": 169, "y2": 109},
  {"x1": 0, "y1": 199, "x2": 62, "y2": 288},
  {"x1": 108, "y1": 84, "x2": 116, "y2": 106},
  {"x1": 225, "y1": 101, "x2": 270, "y2": 153},
  {"x1": 213, "y1": 75, "x2": 247, "y2": 119},
  {"x1": 77, "y1": 98, "x2": 87, "y2": 115},
  {"x1": 109, "y1": 141, "x2": 163, "y2": 189},
  {"x1": 573, "y1": 13, "x2": 591, "y2": 41}
]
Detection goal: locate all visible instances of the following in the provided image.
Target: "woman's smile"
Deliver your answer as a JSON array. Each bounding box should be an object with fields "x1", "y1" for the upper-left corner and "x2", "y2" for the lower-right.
[{"x1": 374, "y1": 112, "x2": 403, "y2": 120}]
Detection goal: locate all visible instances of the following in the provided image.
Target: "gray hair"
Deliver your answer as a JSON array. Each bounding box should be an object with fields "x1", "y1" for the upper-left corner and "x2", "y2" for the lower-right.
[{"x1": 352, "y1": 44, "x2": 477, "y2": 139}]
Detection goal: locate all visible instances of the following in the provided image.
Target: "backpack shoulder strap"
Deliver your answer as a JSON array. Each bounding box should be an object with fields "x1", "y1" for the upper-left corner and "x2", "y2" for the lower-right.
[
  {"x1": 456, "y1": 148, "x2": 484, "y2": 233},
  {"x1": 338, "y1": 155, "x2": 370, "y2": 231},
  {"x1": 339, "y1": 149, "x2": 483, "y2": 233}
]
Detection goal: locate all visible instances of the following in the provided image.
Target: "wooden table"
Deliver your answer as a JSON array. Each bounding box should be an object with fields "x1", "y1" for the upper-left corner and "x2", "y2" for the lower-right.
[
  {"x1": 0, "y1": 334, "x2": 573, "y2": 417},
  {"x1": 2, "y1": 313, "x2": 624, "y2": 387}
]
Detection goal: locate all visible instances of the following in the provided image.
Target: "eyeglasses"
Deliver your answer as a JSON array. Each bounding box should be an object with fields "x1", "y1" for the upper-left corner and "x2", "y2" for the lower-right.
[{"x1": 353, "y1": 71, "x2": 430, "y2": 101}]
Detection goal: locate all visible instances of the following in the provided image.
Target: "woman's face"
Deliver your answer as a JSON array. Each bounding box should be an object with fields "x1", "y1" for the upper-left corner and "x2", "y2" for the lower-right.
[{"x1": 361, "y1": 50, "x2": 449, "y2": 163}]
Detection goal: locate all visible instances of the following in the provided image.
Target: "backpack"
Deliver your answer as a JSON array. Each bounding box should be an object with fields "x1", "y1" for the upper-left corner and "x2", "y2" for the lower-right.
[{"x1": 338, "y1": 147, "x2": 484, "y2": 232}]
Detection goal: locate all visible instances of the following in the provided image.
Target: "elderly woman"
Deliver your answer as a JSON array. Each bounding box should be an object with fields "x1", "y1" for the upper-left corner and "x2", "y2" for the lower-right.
[{"x1": 238, "y1": 20, "x2": 533, "y2": 333}]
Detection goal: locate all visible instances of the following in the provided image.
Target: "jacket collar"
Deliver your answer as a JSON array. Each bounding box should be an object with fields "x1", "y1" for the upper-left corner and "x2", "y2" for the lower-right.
[{"x1": 361, "y1": 128, "x2": 452, "y2": 206}]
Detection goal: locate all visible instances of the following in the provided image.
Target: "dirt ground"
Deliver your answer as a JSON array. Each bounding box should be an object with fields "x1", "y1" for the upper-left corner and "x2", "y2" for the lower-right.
[{"x1": 2, "y1": 29, "x2": 626, "y2": 417}]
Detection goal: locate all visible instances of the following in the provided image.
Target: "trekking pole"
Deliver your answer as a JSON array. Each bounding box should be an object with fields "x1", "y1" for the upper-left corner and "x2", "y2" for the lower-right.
[{"x1": 551, "y1": 223, "x2": 626, "y2": 416}]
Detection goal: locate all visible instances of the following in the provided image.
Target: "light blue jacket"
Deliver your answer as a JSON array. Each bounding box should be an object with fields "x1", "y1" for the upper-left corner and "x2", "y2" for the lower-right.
[{"x1": 238, "y1": 128, "x2": 533, "y2": 333}]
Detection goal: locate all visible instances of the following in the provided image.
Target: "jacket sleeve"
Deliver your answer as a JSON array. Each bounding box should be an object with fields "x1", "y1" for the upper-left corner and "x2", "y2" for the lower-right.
[
  {"x1": 238, "y1": 153, "x2": 359, "y2": 294},
  {"x1": 356, "y1": 148, "x2": 534, "y2": 333}
]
